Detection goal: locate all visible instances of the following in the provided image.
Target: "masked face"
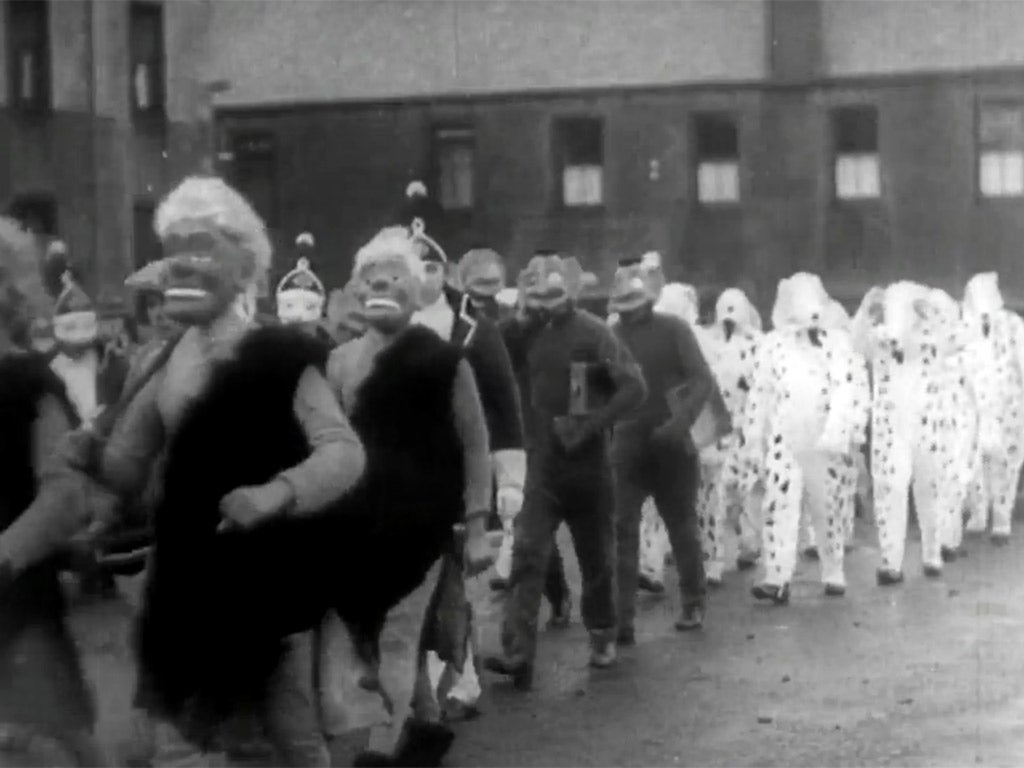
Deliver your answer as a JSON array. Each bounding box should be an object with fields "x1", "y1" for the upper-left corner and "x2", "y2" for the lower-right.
[
  {"x1": 277, "y1": 289, "x2": 325, "y2": 325},
  {"x1": 356, "y1": 252, "x2": 419, "y2": 335},
  {"x1": 521, "y1": 255, "x2": 578, "y2": 317},
  {"x1": 609, "y1": 264, "x2": 654, "y2": 316},
  {"x1": 419, "y1": 260, "x2": 445, "y2": 307},
  {"x1": 161, "y1": 226, "x2": 255, "y2": 326},
  {"x1": 54, "y1": 311, "x2": 98, "y2": 355}
]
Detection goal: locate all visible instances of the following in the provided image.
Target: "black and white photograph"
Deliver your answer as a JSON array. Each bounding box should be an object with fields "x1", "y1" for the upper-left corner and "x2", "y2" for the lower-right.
[{"x1": 2, "y1": 0, "x2": 1024, "y2": 765}]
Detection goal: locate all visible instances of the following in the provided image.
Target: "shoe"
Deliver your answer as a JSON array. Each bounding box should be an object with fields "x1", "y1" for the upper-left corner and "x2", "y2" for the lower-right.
[
  {"x1": 616, "y1": 626, "x2": 636, "y2": 646},
  {"x1": 824, "y1": 583, "x2": 846, "y2": 597},
  {"x1": 483, "y1": 655, "x2": 533, "y2": 691},
  {"x1": 991, "y1": 533, "x2": 1011, "y2": 547},
  {"x1": 876, "y1": 568, "x2": 904, "y2": 586},
  {"x1": 394, "y1": 721, "x2": 456, "y2": 767},
  {"x1": 546, "y1": 595, "x2": 572, "y2": 629},
  {"x1": 751, "y1": 582, "x2": 790, "y2": 605},
  {"x1": 441, "y1": 696, "x2": 480, "y2": 723},
  {"x1": 923, "y1": 563, "x2": 943, "y2": 578},
  {"x1": 802, "y1": 546, "x2": 820, "y2": 561},
  {"x1": 674, "y1": 600, "x2": 706, "y2": 631},
  {"x1": 736, "y1": 555, "x2": 759, "y2": 572},
  {"x1": 588, "y1": 631, "x2": 617, "y2": 669},
  {"x1": 637, "y1": 574, "x2": 666, "y2": 594},
  {"x1": 940, "y1": 546, "x2": 958, "y2": 563},
  {"x1": 489, "y1": 576, "x2": 510, "y2": 591}
]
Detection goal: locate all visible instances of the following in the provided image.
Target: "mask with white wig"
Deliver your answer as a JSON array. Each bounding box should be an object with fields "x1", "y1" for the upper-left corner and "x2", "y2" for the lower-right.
[
  {"x1": 155, "y1": 176, "x2": 272, "y2": 327},
  {"x1": 352, "y1": 226, "x2": 425, "y2": 335}
]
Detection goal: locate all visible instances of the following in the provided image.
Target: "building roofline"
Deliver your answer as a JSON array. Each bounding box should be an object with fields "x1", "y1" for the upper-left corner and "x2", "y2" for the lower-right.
[{"x1": 213, "y1": 65, "x2": 1024, "y2": 118}]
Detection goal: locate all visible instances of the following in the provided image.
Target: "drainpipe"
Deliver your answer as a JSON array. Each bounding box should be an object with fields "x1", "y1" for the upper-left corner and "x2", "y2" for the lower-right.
[{"x1": 85, "y1": 0, "x2": 99, "y2": 299}]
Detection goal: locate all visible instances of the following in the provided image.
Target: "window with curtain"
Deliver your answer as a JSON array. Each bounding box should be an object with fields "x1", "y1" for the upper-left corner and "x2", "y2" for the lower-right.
[
  {"x1": 695, "y1": 113, "x2": 740, "y2": 205},
  {"x1": 129, "y1": 2, "x2": 165, "y2": 116},
  {"x1": 978, "y1": 101, "x2": 1024, "y2": 198},
  {"x1": 432, "y1": 127, "x2": 475, "y2": 210},
  {"x1": 554, "y1": 117, "x2": 604, "y2": 207},
  {"x1": 7, "y1": 0, "x2": 50, "y2": 111},
  {"x1": 833, "y1": 106, "x2": 880, "y2": 200}
]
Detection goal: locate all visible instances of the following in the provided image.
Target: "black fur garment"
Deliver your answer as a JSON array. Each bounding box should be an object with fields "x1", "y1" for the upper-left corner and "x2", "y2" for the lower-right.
[
  {"x1": 136, "y1": 324, "x2": 465, "y2": 744},
  {"x1": 0, "y1": 351, "x2": 91, "y2": 735}
]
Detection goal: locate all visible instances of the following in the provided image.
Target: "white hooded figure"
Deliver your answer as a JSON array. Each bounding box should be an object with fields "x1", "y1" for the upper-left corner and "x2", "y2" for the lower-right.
[
  {"x1": 691, "y1": 287, "x2": 764, "y2": 582},
  {"x1": 742, "y1": 273, "x2": 863, "y2": 603},
  {"x1": 798, "y1": 298, "x2": 871, "y2": 557},
  {"x1": 635, "y1": 282, "x2": 704, "y2": 591},
  {"x1": 960, "y1": 272, "x2": 1024, "y2": 541},
  {"x1": 925, "y1": 287, "x2": 982, "y2": 560},
  {"x1": 854, "y1": 281, "x2": 967, "y2": 582}
]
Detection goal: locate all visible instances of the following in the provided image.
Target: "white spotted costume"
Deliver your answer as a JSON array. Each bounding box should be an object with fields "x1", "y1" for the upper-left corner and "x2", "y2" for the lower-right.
[
  {"x1": 799, "y1": 299, "x2": 870, "y2": 555},
  {"x1": 961, "y1": 273, "x2": 1024, "y2": 540},
  {"x1": 744, "y1": 273, "x2": 863, "y2": 600},
  {"x1": 695, "y1": 287, "x2": 764, "y2": 581},
  {"x1": 854, "y1": 282, "x2": 965, "y2": 580}
]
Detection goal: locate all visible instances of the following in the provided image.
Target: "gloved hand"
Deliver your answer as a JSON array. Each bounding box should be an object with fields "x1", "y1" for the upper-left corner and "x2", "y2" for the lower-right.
[{"x1": 218, "y1": 478, "x2": 294, "y2": 532}]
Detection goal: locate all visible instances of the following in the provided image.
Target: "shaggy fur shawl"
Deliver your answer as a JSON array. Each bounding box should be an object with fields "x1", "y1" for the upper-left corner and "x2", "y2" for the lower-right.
[
  {"x1": 136, "y1": 324, "x2": 464, "y2": 744},
  {"x1": 0, "y1": 352, "x2": 77, "y2": 619},
  {"x1": 0, "y1": 351, "x2": 91, "y2": 734}
]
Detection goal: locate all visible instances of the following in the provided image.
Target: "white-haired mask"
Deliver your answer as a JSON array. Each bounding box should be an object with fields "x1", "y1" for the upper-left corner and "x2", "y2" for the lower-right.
[
  {"x1": 352, "y1": 226, "x2": 426, "y2": 334},
  {"x1": 156, "y1": 176, "x2": 271, "y2": 326}
]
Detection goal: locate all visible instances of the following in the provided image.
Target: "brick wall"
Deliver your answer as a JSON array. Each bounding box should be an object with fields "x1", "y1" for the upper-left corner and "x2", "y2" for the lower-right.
[{"x1": 219, "y1": 67, "x2": 1024, "y2": 318}]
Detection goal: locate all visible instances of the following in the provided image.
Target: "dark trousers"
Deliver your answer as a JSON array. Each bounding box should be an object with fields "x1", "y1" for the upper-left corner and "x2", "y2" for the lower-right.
[
  {"x1": 545, "y1": 541, "x2": 569, "y2": 610},
  {"x1": 501, "y1": 448, "x2": 616, "y2": 665},
  {"x1": 613, "y1": 427, "x2": 705, "y2": 631}
]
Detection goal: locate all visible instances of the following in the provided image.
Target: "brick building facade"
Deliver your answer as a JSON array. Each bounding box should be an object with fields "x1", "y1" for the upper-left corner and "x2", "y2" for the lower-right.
[
  {"x1": 0, "y1": 0, "x2": 213, "y2": 307},
  {"x1": 198, "y1": 2, "x2": 1024, "y2": 311}
]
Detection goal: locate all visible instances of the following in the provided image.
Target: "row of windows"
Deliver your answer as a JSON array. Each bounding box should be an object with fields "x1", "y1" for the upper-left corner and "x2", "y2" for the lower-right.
[
  {"x1": 6, "y1": 0, "x2": 165, "y2": 118},
  {"x1": 427, "y1": 102, "x2": 1024, "y2": 210}
]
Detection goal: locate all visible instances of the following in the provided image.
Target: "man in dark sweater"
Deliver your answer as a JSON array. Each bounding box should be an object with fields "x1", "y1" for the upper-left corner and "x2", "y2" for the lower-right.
[
  {"x1": 484, "y1": 252, "x2": 647, "y2": 686},
  {"x1": 608, "y1": 258, "x2": 720, "y2": 642}
]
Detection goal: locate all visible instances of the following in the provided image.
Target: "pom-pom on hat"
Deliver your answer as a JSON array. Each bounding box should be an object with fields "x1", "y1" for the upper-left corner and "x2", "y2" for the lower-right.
[
  {"x1": 276, "y1": 233, "x2": 326, "y2": 324},
  {"x1": 400, "y1": 180, "x2": 448, "y2": 264}
]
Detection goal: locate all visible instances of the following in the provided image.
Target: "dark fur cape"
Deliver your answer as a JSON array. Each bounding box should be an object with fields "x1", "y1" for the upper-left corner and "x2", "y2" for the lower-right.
[
  {"x1": 0, "y1": 351, "x2": 91, "y2": 734},
  {"x1": 136, "y1": 324, "x2": 464, "y2": 744}
]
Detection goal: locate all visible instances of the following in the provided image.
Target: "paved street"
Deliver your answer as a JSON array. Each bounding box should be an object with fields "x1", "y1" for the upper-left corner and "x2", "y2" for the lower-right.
[{"x1": 75, "y1": 521, "x2": 1024, "y2": 766}]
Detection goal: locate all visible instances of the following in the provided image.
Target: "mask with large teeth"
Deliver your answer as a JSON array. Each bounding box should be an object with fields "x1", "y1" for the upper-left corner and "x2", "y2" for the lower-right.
[
  {"x1": 352, "y1": 227, "x2": 423, "y2": 334},
  {"x1": 160, "y1": 224, "x2": 256, "y2": 325}
]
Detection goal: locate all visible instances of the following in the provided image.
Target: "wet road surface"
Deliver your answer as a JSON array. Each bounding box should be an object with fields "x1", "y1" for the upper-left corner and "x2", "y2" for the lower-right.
[{"x1": 74, "y1": 521, "x2": 1024, "y2": 766}]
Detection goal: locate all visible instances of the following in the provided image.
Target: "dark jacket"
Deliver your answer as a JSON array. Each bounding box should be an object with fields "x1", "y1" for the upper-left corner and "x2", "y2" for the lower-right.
[{"x1": 444, "y1": 284, "x2": 524, "y2": 452}]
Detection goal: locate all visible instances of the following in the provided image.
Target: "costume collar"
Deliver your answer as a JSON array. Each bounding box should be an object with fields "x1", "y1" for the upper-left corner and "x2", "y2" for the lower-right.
[{"x1": 445, "y1": 286, "x2": 478, "y2": 348}]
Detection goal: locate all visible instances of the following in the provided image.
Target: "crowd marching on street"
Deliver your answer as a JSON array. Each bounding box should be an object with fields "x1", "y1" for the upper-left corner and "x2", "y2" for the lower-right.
[{"x1": 1, "y1": 173, "x2": 1023, "y2": 767}]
